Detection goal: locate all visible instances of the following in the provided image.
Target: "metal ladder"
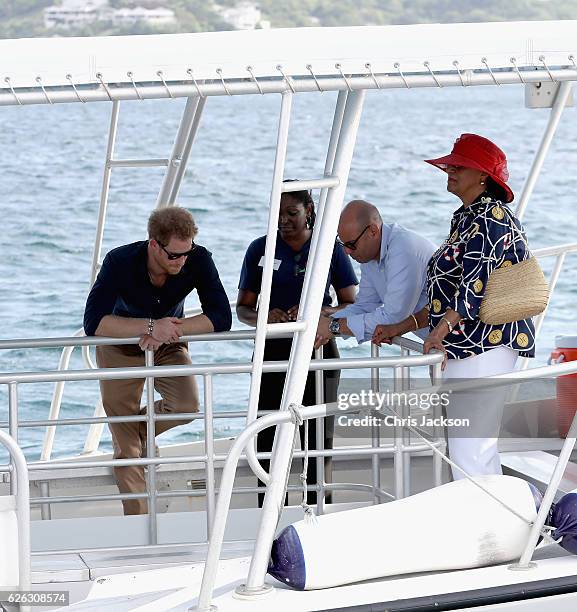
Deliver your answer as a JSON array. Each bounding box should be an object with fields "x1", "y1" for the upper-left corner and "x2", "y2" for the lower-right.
[{"x1": 195, "y1": 87, "x2": 367, "y2": 611}]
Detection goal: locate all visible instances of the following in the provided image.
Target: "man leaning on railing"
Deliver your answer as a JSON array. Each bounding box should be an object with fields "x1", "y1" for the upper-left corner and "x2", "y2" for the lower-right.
[
  {"x1": 315, "y1": 200, "x2": 435, "y2": 347},
  {"x1": 83, "y1": 206, "x2": 232, "y2": 515}
]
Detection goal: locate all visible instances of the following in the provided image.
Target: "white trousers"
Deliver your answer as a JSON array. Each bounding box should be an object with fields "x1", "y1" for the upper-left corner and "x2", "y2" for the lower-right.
[{"x1": 443, "y1": 346, "x2": 518, "y2": 480}]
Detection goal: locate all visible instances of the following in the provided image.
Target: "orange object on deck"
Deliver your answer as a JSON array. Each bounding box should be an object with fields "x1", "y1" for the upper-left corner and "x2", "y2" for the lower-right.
[{"x1": 552, "y1": 336, "x2": 577, "y2": 439}]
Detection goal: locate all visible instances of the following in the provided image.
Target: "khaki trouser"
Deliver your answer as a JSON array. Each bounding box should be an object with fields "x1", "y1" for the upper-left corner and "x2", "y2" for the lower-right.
[{"x1": 96, "y1": 342, "x2": 199, "y2": 515}]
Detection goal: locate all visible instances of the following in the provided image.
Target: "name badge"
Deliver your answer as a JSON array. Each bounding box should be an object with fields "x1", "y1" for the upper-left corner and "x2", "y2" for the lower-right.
[{"x1": 258, "y1": 256, "x2": 281, "y2": 270}]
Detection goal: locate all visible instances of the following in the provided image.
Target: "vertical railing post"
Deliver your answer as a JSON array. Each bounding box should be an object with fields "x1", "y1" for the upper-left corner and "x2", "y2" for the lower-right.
[
  {"x1": 431, "y1": 362, "x2": 444, "y2": 487},
  {"x1": 516, "y1": 81, "x2": 572, "y2": 221},
  {"x1": 393, "y1": 365, "x2": 405, "y2": 500},
  {"x1": 400, "y1": 346, "x2": 411, "y2": 496},
  {"x1": 517, "y1": 251, "x2": 567, "y2": 373},
  {"x1": 370, "y1": 343, "x2": 381, "y2": 505},
  {"x1": 300, "y1": 90, "x2": 348, "y2": 302},
  {"x1": 42, "y1": 345, "x2": 76, "y2": 462},
  {"x1": 243, "y1": 90, "x2": 366, "y2": 595},
  {"x1": 9, "y1": 382, "x2": 18, "y2": 496},
  {"x1": 91, "y1": 101, "x2": 120, "y2": 286},
  {"x1": 204, "y1": 374, "x2": 216, "y2": 539},
  {"x1": 145, "y1": 349, "x2": 157, "y2": 545},
  {"x1": 244, "y1": 91, "x2": 293, "y2": 486},
  {"x1": 512, "y1": 411, "x2": 577, "y2": 569},
  {"x1": 314, "y1": 346, "x2": 325, "y2": 514},
  {"x1": 0, "y1": 429, "x2": 31, "y2": 612},
  {"x1": 156, "y1": 95, "x2": 205, "y2": 208}
]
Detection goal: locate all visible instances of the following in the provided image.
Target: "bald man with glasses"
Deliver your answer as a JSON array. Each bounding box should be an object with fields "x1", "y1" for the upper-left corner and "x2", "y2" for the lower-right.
[
  {"x1": 84, "y1": 206, "x2": 231, "y2": 515},
  {"x1": 316, "y1": 200, "x2": 435, "y2": 347}
]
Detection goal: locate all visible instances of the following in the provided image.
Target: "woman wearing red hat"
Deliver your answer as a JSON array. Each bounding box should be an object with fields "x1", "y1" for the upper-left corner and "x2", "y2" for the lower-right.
[{"x1": 374, "y1": 133, "x2": 536, "y2": 480}]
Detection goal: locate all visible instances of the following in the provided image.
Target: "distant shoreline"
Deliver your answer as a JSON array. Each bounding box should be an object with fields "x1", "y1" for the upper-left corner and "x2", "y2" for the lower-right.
[{"x1": 2, "y1": 0, "x2": 577, "y2": 40}]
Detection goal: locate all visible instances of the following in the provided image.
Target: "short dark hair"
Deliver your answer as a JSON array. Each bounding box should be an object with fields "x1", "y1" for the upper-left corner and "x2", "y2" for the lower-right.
[{"x1": 147, "y1": 206, "x2": 198, "y2": 244}]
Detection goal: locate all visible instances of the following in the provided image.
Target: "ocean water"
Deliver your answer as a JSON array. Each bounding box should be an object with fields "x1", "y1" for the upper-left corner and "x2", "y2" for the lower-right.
[{"x1": 0, "y1": 85, "x2": 575, "y2": 461}]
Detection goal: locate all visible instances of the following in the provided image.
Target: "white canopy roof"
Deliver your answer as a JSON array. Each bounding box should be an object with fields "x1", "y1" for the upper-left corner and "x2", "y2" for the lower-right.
[{"x1": 1, "y1": 20, "x2": 576, "y2": 89}]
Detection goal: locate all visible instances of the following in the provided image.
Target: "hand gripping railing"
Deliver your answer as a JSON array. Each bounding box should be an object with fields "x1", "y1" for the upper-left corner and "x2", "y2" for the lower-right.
[
  {"x1": 0, "y1": 429, "x2": 31, "y2": 612},
  {"x1": 0, "y1": 330, "x2": 443, "y2": 549},
  {"x1": 30, "y1": 306, "x2": 229, "y2": 462}
]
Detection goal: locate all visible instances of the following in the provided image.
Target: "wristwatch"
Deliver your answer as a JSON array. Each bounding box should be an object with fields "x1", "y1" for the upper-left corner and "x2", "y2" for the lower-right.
[{"x1": 329, "y1": 318, "x2": 341, "y2": 336}]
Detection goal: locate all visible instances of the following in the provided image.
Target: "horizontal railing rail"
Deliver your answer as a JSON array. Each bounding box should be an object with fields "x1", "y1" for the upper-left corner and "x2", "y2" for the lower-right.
[
  {"x1": 3, "y1": 238, "x2": 574, "y2": 462},
  {"x1": 0, "y1": 353, "x2": 441, "y2": 385},
  {"x1": 3, "y1": 66, "x2": 577, "y2": 107},
  {"x1": 0, "y1": 331, "x2": 445, "y2": 548},
  {"x1": 196, "y1": 355, "x2": 577, "y2": 610}
]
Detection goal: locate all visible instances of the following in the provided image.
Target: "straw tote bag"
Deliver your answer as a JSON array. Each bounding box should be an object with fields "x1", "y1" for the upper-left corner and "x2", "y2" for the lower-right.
[{"x1": 479, "y1": 216, "x2": 549, "y2": 325}]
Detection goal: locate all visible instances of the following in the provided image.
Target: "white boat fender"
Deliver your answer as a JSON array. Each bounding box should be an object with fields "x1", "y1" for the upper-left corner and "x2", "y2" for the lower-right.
[{"x1": 268, "y1": 475, "x2": 575, "y2": 590}]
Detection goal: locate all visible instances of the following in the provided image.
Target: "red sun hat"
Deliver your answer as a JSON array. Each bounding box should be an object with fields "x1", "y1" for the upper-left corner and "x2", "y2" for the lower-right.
[{"x1": 425, "y1": 133, "x2": 514, "y2": 203}]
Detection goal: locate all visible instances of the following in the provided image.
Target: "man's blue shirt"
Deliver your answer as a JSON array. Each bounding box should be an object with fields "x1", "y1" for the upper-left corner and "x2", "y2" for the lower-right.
[
  {"x1": 335, "y1": 224, "x2": 436, "y2": 342},
  {"x1": 83, "y1": 240, "x2": 232, "y2": 336}
]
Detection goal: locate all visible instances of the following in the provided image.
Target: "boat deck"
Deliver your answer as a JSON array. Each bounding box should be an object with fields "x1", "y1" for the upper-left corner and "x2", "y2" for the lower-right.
[{"x1": 26, "y1": 541, "x2": 577, "y2": 612}]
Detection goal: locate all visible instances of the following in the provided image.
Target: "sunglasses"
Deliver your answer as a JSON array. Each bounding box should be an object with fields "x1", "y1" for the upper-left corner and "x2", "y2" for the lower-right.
[
  {"x1": 337, "y1": 225, "x2": 370, "y2": 251},
  {"x1": 158, "y1": 242, "x2": 196, "y2": 260}
]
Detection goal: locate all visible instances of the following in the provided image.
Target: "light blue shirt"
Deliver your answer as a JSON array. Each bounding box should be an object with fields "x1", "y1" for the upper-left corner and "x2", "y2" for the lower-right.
[{"x1": 335, "y1": 223, "x2": 436, "y2": 343}]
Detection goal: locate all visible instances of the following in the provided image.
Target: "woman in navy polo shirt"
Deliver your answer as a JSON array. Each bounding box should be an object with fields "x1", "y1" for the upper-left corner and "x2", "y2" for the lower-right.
[{"x1": 237, "y1": 184, "x2": 358, "y2": 506}]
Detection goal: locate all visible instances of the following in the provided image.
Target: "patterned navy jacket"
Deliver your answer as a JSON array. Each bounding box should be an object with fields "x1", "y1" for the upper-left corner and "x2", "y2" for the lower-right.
[{"x1": 427, "y1": 195, "x2": 536, "y2": 360}]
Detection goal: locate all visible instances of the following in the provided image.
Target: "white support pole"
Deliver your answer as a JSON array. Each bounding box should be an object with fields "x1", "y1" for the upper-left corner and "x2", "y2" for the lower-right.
[
  {"x1": 41, "y1": 347, "x2": 74, "y2": 461},
  {"x1": 0, "y1": 429, "x2": 31, "y2": 611},
  {"x1": 155, "y1": 96, "x2": 203, "y2": 208},
  {"x1": 370, "y1": 343, "x2": 381, "y2": 505},
  {"x1": 81, "y1": 104, "x2": 119, "y2": 468},
  {"x1": 9, "y1": 382, "x2": 18, "y2": 496},
  {"x1": 45, "y1": 330, "x2": 96, "y2": 463},
  {"x1": 91, "y1": 101, "x2": 120, "y2": 286},
  {"x1": 431, "y1": 362, "x2": 444, "y2": 487},
  {"x1": 168, "y1": 96, "x2": 206, "y2": 205},
  {"x1": 516, "y1": 81, "x2": 572, "y2": 221},
  {"x1": 400, "y1": 347, "x2": 412, "y2": 496},
  {"x1": 300, "y1": 91, "x2": 348, "y2": 303},
  {"x1": 314, "y1": 346, "x2": 325, "y2": 514},
  {"x1": 513, "y1": 412, "x2": 577, "y2": 569},
  {"x1": 516, "y1": 252, "x2": 566, "y2": 372},
  {"x1": 204, "y1": 374, "x2": 216, "y2": 540},
  {"x1": 393, "y1": 365, "x2": 405, "y2": 500},
  {"x1": 244, "y1": 92, "x2": 293, "y2": 487},
  {"x1": 145, "y1": 349, "x2": 157, "y2": 545},
  {"x1": 243, "y1": 90, "x2": 366, "y2": 593},
  {"x1": 82, "y1": 399, "x2": 106, "y2": 455},
  {"x1": 534, "y1": 252, "x2": 566, "y2": 341}
]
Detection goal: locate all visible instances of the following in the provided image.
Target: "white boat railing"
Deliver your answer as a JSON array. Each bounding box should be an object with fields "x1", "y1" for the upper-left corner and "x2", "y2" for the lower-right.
[
  {"x1": 518, "y1": 242, "x2": 577, "y2": 371},
  {"x1": 2, "y1": 60, "x2": 577, "y2": 107},
  {"x1": 30, "y1": 236, "x2": 577, "y2": 463},
  {"x1": 0, "y1": 331, "x2": 445, "y2": 548},
  {"x1": 1, "y1": 330, "x2": 577, "y2": 608},
  {"x1": 40, "y1": 306, "x2": 217, "y2": 462},
  {"x1": 195, "y1": 357, "x2": 577, "y2": 610},
  {"x1": 0, "y1": 429, "x2": 31, "y2": 612}
]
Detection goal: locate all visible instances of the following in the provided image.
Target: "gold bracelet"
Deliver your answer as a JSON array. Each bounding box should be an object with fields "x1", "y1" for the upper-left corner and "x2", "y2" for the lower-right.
[
  {"x1": 410, "y1": 313, "x2": 418, "y2": 331},
  {"x1": 441, "y1": 316, "x2": 454, "y2": 333}
]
